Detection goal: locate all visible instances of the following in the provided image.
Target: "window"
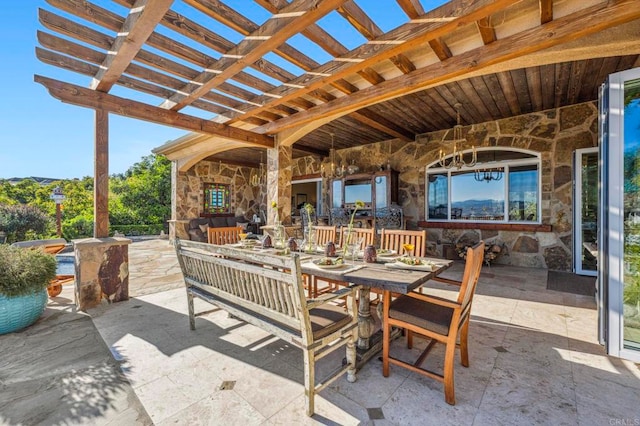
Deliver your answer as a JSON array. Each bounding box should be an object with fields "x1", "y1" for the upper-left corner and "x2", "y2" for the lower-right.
[
  {"x1": 426, "y1": 149, "x2": 540, "y2": 223},
  {"x1": 203, "y1": 183, "x2": 231, "y2": 215}
]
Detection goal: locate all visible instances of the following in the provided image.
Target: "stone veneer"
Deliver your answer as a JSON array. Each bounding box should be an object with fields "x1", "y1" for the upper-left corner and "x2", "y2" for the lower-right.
[{"x1": 178, "y1": 102, "x2": 598, "y2": 271}]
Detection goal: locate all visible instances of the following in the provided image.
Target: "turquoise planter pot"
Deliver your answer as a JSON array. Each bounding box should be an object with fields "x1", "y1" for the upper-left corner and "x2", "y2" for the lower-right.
[{"x1": 0, "y1": 290, "x2": 48, "y2": 335}]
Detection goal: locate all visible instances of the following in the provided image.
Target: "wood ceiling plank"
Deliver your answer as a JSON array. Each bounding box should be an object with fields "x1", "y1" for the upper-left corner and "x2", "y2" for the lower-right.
[
  {"x1": 510, "y1": 68, "x2": 532, "y2": 113},
  {"x1": 258, "y1": 0, "x2": 640, "y2": 134},
  {"x1": 480, "y1": 74, "x2": 512, "y2": 117},
  {"x1": 467, "y1": 76, "x2": 502, "y2": 120},
  {"x1": 476, "y1": 17, "x2": 496, "y2": 44},
  {"x1": 525, "y1": 66, "x2": 543, "y2": 112},
  {"x1": 396, "y1": 0, "x2": 425, "y2": 19},
  {"x1": 554, "y1": 62, "x2": 572, "y2": 109},
  {"x1": 448, "y1": 82, "x2": 487, "y2": 124},
  {"x1": 577, "y1": 59, "x2": 600, "y2": 103},
  {"x1": 35, "y1": 75, "x2": 274, "y2": 147},
  {"x1": 226, "y1": 0, "x2": 522, "y2": 125},
  {"x1": 539, "y1": 63, "x2": 556, "y2": 111},
  {"x1": 162, "y1": 0, "x2": 349, "y2": 112},
  {"x1": 351, "y1": 110, "x2": 414, "y2": 141},
  {"x1": 567, "y1": 60, "x2": 587, "y2": 105},
  {"x1": 419, "y1": 89, "x2": 457, "y2": 126},
  {"x1": 539, "y1": 0, "x2": 553, "y2": 25},
  {"x1": 291, "y1": 143, "x2": 329, "y2": 157}
]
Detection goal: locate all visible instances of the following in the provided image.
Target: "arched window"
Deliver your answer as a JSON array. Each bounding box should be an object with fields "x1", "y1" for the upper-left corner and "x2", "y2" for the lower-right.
[{"x1": 425, "y1": 148, "x2": 541, "y2": 223}]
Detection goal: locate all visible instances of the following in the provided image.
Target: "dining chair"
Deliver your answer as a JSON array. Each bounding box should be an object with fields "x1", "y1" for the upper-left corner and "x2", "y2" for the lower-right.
[
  {"x1": 313, "y1": 225, "x2": 337, "y2": 247},
  {"x1": 207, "y1": 226, "x2": 243, "y2": 245},
  {"x1": 338, "y1": 226, "x2": 375, "y2": 250},
  {"x1": 382, "y1": 241, "x2": 485, "y2": 405},
  {"x1": 379, "y1": 229, "x2": 427, "y2": 257}
]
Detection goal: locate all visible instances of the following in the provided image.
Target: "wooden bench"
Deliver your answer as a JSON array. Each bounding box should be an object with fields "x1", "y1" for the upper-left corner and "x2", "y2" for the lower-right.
[{"x1": 175, "y1": 239, "x2": 359, "y2": 416}]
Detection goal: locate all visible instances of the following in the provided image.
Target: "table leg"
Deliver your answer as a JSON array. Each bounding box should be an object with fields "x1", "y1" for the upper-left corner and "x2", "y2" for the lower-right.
[{"x1": 357, "y1": 287, "x2": 375, "y2": 350}]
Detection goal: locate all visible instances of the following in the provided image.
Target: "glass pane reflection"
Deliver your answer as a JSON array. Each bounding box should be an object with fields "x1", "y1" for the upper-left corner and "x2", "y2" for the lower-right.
[{"x1": 451, "y1": 171, "x2": 505, "y2": 220}]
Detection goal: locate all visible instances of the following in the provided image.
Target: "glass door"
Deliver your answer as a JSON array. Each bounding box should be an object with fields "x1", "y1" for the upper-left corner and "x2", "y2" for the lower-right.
[
  {"x1": 574, "y1": 148, "x2": 598, "y2": 276},
  {"x1": 602, "y1": 67, "x2": 640, "y2": 362}
]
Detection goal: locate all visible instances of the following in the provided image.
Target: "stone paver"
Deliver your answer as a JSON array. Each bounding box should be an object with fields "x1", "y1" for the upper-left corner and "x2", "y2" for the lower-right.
[{"x1": 2, "y1": 238, "x2": 639, "y2": 425}]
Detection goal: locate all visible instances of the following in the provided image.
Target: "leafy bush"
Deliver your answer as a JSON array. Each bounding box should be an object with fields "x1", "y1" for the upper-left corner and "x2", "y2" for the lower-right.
[
  {"x1": 62, "y1": 214, "x2": 94, "y2": 240},
  {"x1": 0, "y1": 203, "x2": 52, "y2": 243},
  {"x1": 0, "y1": 245, "x2": 57, "y2": 297},
  {"x1": 110, "y1": 224, "x2": 165, "y2": 236}
]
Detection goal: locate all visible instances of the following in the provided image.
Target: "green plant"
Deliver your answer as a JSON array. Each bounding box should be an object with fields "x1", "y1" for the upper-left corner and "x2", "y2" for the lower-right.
[
  {"x1": 0, "y1": 203, "x2": 53, "y2": 243},
  {"x1": 0, "y1": 245, "x2": 57, "y2": 297}
]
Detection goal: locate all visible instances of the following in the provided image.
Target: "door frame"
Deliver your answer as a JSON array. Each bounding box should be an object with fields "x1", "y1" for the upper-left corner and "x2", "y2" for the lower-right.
[{"x1": 574, "y1": 147, "x2": 599, "y2": 276}]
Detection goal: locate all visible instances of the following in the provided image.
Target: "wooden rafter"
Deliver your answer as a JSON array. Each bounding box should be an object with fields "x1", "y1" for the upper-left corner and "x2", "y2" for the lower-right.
[
  {"x1": 34, "y1": 76, "x2": 274, "y2": 148},
  {"x1": 396, "y1": 0, "x2": 425, "y2": 19},
  {"x1": 337, "y1": 1, "x2": 416, "y2": 73},
  {"x1": 90, "y1": 0, "x2": 173, "y2": 92},
  {"x1": 476, "y1": 17, "x2": 496, "y2": 44},
  {"x1": 429, "y1": 38, "x2": 453, "y2": 61},
  {"x1": 225, "y1": 0, "x2": 522, "y2": 125},
  {"x1": 160, "y1": 0, "x2": 349, "y2": 112},
  {"x1": 255, "y1": 0, "x2": 387, "y2": 87},
  {"x1": 256, "y1": 0, "x2": 640, "y2": 134},
  {"x1": 539, "y1": 0, "x2": 553, "y2": 24}
]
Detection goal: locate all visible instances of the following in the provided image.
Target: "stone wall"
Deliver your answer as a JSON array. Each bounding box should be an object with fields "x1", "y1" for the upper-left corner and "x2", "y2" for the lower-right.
[
  {"x1": 176, "y1": 161, "x2": 266, "y2": 221},
  {"x1": 180, "y1": 102, "x2": 597, "y2": 271},
  {"x1": 291, "y1": 101, "x2": 599, "y2": 271}
]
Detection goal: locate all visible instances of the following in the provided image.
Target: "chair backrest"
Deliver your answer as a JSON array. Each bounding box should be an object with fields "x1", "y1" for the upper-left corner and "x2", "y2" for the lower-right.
[
  {"x1": 457, "y1": 242, "x2": 485, "y2": 311},
  {"x1": 314, "y1": 225, "x2": 337, "y2": 246},
  {"x1": 207, "y1": 226, "x2": 243, "y2": 245},
  {"x1": 379, "y1": 229, "x2": 427, "y2": 257},
  {"x1": 338, "y1": 226, "x2": 375, "y2": 249},
  {"x1": 374, "y1": 205, "x2": 404, "y2": 230}
]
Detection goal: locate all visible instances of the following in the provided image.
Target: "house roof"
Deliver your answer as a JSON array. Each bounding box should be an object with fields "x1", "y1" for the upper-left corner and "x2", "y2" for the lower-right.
[{"x1": 35, "y1": 0, "x2": 640, "y2": 168}]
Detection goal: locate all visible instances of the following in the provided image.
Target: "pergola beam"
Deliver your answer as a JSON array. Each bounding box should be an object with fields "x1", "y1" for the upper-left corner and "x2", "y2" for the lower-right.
[
  {"x1": 256, "y1": 0, "x2": 640, "y2": 134},
  {"x1": 160, "y1": 0, "x2": 349, "y2": 112},
  {"x1": 226, "y1": 0, "x2": 522, "y2": 125},
  {"x1": 90, "y1": 0, "x2": 174, "y2": 92},
  {"x1": 34, "y1": 75, "x2": 274, "y2": 148}
]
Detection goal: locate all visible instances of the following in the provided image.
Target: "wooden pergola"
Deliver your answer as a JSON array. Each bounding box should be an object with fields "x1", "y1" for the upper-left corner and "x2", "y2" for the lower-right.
[{"x1": 36, "y1": 0, "x2": 640, "y2": 236}]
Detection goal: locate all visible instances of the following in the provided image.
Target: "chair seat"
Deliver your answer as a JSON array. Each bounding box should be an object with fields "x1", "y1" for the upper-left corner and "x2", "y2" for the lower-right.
[
  {"x1": 310, "y1": 304, "x2": 353, "y2": 340},
  {"x1": 389, "y1": 295, "x2": 454, "y2": 336}
]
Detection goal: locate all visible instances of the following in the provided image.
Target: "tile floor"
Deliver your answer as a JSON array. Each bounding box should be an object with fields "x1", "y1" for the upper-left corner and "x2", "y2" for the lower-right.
[{"x1": 2, "y1": 239, "x2": 640, "y2": 425}]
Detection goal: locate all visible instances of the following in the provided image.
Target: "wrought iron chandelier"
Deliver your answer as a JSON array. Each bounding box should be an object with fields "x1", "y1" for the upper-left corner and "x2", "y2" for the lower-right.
[
  {"x1": 250, "y1": 151, "x2": 265, "y2": 187},
  {"x1": 474, "y1": 168, "x2": 503, "y2": 182},
  {"x1": 438, "y1": 103, "x2": 477, "y2": 169},
  {"x1": 324, "y1": 132, "x2": 344, "y2": 178}
]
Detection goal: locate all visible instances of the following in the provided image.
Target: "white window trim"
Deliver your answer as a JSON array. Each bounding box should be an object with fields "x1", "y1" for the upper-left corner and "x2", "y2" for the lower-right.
[{"x1": 425, "y1": 148, "x2": 542, "y2": 224}]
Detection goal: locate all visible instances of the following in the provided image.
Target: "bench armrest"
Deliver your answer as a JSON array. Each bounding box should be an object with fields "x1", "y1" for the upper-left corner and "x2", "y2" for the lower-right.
[{"x1": 306, "y1": 284, "x2": 361, "y2": 310}]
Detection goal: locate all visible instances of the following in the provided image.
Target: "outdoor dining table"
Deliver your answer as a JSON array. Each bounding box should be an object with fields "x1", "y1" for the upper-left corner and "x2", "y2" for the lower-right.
[{"x1": 299, "y1": 253, "x2": 453, "y2": 366}]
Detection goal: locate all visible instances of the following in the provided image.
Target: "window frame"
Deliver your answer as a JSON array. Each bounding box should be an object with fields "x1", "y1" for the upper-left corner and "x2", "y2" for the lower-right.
[
  {"x1": 203, "y1": 182, "x2": 232, "y2": 215},
  {"x1": 425, "y1": 148, "x2": 542, "y2": 224}
]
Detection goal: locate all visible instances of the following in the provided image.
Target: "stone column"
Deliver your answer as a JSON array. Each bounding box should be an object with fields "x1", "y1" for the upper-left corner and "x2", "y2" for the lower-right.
[
  {"x1": 74, "y1": 237, "x2": 131, "y2": 311},
  {"x1": 267, "y1": 137, "x2": 292, "y2": 225},
  {"x1": 168, "y1": 160, "x2": 180, "y2": 242}
]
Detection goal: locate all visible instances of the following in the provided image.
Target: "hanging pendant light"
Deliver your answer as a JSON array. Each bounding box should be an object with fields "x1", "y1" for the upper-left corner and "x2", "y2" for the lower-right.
[
  {"x1": 326, "y1": 132, "x2": 344, "y2": 178},
  {"x1": 438, "y1": 103, "x2": 477, "y2": 169},
  {"x1": 250, "y1": 151, "x2": 265, "y2": 187}
]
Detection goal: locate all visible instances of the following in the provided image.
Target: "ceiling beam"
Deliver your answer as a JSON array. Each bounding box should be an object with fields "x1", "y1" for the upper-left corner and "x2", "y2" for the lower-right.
[
  {"x1": 258, "y1": 0, "x2": 640, "y2": 134},
  {"x1": 539, "y1": 0, "x2": 553, "y2": 25},
  {"x1": 90, "y1": 0, "x2": 173, "y2": 92},
  {"x1": 476, "y1": 17, "x2": 496, "y2": 44},
  {"x1": 34, "y1": 75, "x2": 274, "y2": 148},
  {"x1": 337, "y1": 1, "x2": 415, "y2": 74},
  {"x1": 160, "y1": 0, "x2": 348, "y2": 112},
  {"x1": 429, "y1": 38, "x2": 453, "y2": 61},
  {"x1": 226, "y1": 0, "x2": 522, "y2": 125},
  {"x1": 396, "y1": 0, "x2": 425, "y2": 19}
]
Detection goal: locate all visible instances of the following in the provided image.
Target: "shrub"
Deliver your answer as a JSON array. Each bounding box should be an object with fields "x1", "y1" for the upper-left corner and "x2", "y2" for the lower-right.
[
  {"x1": 0, "y1": 245, "x2": 57, "y2": 297},
  {"x1": 0, "y1": 203, "x2": 52, "y2": 243},
  {"x1": 62, "y1": 214, "x2": 94, "y2": 240}
]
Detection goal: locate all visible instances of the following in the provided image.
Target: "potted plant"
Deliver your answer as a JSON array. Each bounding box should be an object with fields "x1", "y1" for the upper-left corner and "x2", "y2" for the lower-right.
[{"x1": 0, "y1": 245, "x2": 57, "y2": 334}]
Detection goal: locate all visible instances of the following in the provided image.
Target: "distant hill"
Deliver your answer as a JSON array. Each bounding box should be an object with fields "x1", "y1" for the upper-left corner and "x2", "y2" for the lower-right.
[{"x1": 5, "y1": 177, "x2": 64, "y2": 186}]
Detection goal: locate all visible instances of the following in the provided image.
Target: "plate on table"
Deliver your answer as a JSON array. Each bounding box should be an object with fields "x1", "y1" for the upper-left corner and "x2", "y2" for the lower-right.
[
  {"x1": 387, "y1": 257, "x2": 437, "y2": 271},
  {"x1": 376, "y1": 249, "x2": 397, "y2": 257},
  {"x1": 312, "y1": 258, "x2": 346, "y2": 269}
]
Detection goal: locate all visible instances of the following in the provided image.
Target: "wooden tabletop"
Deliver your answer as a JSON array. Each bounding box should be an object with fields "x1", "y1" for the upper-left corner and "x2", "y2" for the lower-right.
[{"x1": 300, "y1": 255, "x2": 452, "y2": 294}]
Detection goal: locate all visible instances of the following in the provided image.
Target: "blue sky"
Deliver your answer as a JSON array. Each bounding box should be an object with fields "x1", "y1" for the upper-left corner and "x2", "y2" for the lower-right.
[{"x1": 0, "y1": 0, "x2": 444, "y2": 180}]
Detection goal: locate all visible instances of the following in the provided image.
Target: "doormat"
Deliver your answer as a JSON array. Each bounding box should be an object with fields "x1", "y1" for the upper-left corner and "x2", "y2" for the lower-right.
[{"x1": 546, "y1": 271, "x2": 596, "y2": 296}]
